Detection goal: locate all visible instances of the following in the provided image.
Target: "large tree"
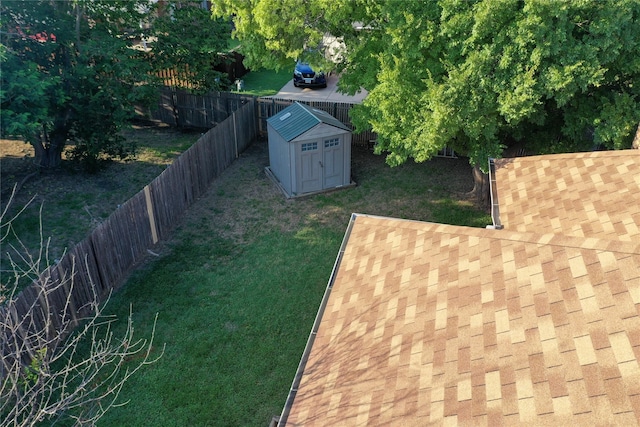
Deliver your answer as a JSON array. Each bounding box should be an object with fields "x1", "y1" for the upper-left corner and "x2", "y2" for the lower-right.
[
  {"x1": 213, "y1": 0, "x2": 640, "y2": 204},
  {"x1": 1, "y1": 0, "x2": 157, "y2": 170},
  {"x1": 150, "y1": 1, "x2": 230, "y2": 92}
]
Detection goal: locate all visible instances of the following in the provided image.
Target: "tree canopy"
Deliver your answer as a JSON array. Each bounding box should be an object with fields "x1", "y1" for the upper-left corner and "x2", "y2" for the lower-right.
[
  {"x1": 1, "y1": 0, "x2": 160, "y2": 170},
  {"x1": 1, "y1": 1, "x2": 230, "y2": 171},
  {"x1": 150, "y1": 1, "x2": 230, "y2": 92},
  {"x1": 213, "y1": 0, "x2": 640, "y2": 171}
]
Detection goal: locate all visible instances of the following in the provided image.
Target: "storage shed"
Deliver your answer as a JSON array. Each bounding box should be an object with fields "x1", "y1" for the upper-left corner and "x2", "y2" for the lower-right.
[{"x1": 266, "y1": 102, "x2": 353, "y2": 198}]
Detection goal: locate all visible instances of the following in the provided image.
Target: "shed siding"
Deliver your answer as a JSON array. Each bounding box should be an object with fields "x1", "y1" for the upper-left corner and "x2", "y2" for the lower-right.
[
  {"x1": 288, "y1": 140, "x2": 297, "y2": 196},
  {"x1": 267, "y1": 103, "x2": 353, "y2": 198},
  {"x1": 267, "y1": 124, "x2": 293, "y2": 195},
  {"x1": 342, "y1": 133, "x2": 352, "y2": 188}
]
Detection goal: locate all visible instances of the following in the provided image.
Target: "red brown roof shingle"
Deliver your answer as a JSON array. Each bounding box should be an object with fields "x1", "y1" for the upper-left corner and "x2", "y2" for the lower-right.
[
  {"x1": 280, "y1": 150, "x2": 640, "y2": 426},
  {"x1": 493, "y1": 150, "x2": 640, "y2": 242}
]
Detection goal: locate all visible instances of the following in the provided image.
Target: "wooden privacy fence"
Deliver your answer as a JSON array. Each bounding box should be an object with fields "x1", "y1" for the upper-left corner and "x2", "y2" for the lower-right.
[
  {"x1": 156, "y1": 68, "x2": 199, "y2": 91},
  {"x1": 150, "y1": 91, "x2": 454, "y2": 156},
  {"x1": 150, "y1": 86, "x2": 254, "y2": 129},
  {"x1": 1, "y1": 99, "x2": 258, "y2": 371},
  {"x1": 156, "y1": 52, "x2": 248, "y2": 90}
]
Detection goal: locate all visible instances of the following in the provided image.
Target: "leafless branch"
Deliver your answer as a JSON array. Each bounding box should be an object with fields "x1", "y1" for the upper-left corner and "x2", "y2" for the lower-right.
[{"x1": 1, "y1": 185, "x2": 164, "y2": 426}]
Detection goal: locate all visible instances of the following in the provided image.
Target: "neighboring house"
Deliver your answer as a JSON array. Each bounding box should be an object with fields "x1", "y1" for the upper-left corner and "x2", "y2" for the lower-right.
[{"x1": 277, "y1": 150, "x2": 640, "y2": 425}]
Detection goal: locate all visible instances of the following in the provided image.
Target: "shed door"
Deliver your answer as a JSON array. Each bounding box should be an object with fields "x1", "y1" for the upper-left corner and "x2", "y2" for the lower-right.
[
  {"x1": 323, "y1": 137, "x2": 343, "y2": 189},
  {"x1": 300, "y1": 141, "x2": 322, "y2": 193}
]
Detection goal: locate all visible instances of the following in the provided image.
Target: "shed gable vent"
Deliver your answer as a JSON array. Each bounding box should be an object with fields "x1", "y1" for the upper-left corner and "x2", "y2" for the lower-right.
[{"x1": 280, "y1": 112, "x2": 292, "y2": 121}]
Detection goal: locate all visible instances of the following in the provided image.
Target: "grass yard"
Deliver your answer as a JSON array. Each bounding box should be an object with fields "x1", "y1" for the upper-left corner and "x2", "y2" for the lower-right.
[
  {"x1": 2, "y1": 132, "x2": 490, "y2": 427},
  {"x1": 92, "y1": 141, "x2": 490, "y2": 426},
  {"x1": 234, "y1": 69, "x2": 293, "y2": 97},
  {"x1": 1, "y1": 123, "x2": 490, "y2": 426},
  {"x1": 99, "y1": 227, "x2": 339, "y2": 426}
]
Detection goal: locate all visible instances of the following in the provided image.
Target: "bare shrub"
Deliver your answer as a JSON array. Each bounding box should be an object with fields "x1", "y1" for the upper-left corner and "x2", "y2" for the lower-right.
[{"x1": 1, "y1": 187, "x2": 163, "y2": 426}]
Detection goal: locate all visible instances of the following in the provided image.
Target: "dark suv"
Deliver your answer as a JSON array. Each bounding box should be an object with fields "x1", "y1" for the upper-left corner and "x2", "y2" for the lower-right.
[{"x1": 293, "y1": 61, "x2": 327, "y2": 88}]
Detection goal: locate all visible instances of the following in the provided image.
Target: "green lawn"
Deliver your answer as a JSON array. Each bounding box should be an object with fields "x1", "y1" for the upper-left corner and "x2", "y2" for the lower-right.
[
  {"x1": 234, "y1": 68, "x2": 292, "y2": 97},
  {"x1": 93, "y1": 144, "x2": 490, "y2": 427},
  {"x1": 99, "y1": 228, "x2": 338, "y2": 426},
  {"x1": 3, "y1": 133, "x2": 490, "y2": 426}
]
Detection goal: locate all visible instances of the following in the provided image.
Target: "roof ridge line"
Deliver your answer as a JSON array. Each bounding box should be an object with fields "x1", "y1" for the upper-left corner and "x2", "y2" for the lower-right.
[
  {"x1": 494, "y1": 149, "x2": 640, "y2": 166},
  {"x1": 295, "y1": 101, "x2": 323, "y2": 126},
  {"x1": 353, "y1": 213, "x2": 640, "y2": 255}
]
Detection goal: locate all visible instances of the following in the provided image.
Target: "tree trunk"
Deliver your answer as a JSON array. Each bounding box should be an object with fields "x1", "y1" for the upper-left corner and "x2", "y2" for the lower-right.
[
  {"x1": 32, "y1": 113, "x2": 71, "y2": 168},
  {"x1": 632, "y1": 122, "x2": 640, "y2": 149},
  {"x1": 32, "y1": 136, "x2": 65, "y2": 169},
  {"x1": 471, "y1": 165, "x2": 491, "y2": 209}
]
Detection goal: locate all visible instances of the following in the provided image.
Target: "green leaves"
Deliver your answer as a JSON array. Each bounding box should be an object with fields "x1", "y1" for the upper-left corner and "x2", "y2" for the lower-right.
[
  {"x1": 213, "y1": 0, "x2": 316, "y2": 70},
  {"x1": 151, "y1": 2, "x2": 229, "y2": 92},
  {"x1": 592, "y1": 92, "x2": 638, "y2": 148},
  {"x1": 5, "y1": 0, "x2": 638, "y2": 172},
  {"x1": 353, "y1": 0, "x2": 640, "y2": 168},
  {"x1": 1, "y1": 0, "x2": 158, "y2": 169},
  {"x1": 1, "y1": 50, "x2": 57, "y2": 142}
]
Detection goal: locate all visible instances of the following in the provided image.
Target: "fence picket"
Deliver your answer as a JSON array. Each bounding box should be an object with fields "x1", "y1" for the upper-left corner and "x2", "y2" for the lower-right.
[{"x1": 2, "y1": 99, "x2": 258, "y2": 365}]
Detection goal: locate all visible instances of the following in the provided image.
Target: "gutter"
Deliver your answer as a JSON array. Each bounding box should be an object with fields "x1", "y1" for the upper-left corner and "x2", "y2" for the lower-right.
[
  {"x1": 277, "y1": 213, "x2": 358, "y2": 426},
  {"x1": 487, "y1": 158, "x2": 504, "y2": 230}
]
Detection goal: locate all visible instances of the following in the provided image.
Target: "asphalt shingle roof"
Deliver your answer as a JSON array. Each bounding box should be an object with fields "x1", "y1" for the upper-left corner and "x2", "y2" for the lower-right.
[
  {"x1": 280, "y1": 150, "x2": 640, "y2": 426},
  {"x1": 493, "y1": 150, "x2": 640, "y2": 242}
]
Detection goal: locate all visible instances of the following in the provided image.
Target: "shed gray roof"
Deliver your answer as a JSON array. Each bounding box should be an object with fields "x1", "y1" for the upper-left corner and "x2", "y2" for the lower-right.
[{"x1": 266, "y1": 102, "x2": 350, "y2": 142}]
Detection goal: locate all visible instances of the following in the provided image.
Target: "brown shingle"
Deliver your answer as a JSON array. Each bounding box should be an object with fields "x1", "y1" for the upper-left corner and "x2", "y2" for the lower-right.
[
  {"x1": 281, "y1": 215, "x2": 640, "y2": 425},
  {"x1": 494, "y1": 150, "x2": 640, "y2": 242},
  {"x1": 280, "y1": 151, "x2": 640, "y2": 426}
]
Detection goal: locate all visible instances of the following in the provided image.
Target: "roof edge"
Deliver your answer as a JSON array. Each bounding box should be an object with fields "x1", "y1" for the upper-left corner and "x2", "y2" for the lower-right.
[
  {"x1": 277, "y1": 213, "x2": 359, "y2": 426},
  {"x1": 493, "y1": 148, "x2": 640, "y2": 167}
]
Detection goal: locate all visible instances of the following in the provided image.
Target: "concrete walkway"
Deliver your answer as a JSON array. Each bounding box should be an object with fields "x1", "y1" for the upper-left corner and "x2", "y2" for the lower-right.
[{"x1": 267, "y1": 74, "x2": 368, "y2": 104}]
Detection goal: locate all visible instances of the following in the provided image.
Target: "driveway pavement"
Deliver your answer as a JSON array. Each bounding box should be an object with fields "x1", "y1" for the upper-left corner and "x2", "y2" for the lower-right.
[{"x1": 268, "y1": 74, "x2": 368, "y2": 104}]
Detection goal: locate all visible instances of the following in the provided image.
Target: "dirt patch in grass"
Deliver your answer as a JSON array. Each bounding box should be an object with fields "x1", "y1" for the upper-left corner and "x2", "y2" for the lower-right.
[
  {"x1": 183, "y1": 137, "x2": 483, "y2": 247},
  {"x1": 0, "y1": 123, "x2": 202, "y2": 262},
  {"x1": 1, "y1": 121, "x2": 487, "y2": 268}
]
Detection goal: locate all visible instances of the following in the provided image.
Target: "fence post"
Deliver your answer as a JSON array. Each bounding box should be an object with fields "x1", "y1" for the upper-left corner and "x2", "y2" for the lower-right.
[
  {"x1": 171, "y1": 88, "x2": 179, "y2": 127},
  {"x1": 143, "y1": 185, "x2": 159, "y2": 244},
  {"x1": 203, "y1": 96, "x2": 207, "y2": 128},
  {"x1": 233, "y1": 111, "x2": 238, "y2": 159}
]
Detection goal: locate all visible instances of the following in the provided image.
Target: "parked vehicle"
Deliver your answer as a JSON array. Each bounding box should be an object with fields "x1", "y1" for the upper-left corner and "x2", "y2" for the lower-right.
[{"x1": 293, "y1": 61, "x2": 327, "y2": 88}]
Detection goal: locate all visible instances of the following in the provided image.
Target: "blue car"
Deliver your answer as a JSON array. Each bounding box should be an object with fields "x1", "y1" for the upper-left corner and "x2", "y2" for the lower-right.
[{"x1": 293, "y1": 61, "x2": 327, "y2": 88}]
